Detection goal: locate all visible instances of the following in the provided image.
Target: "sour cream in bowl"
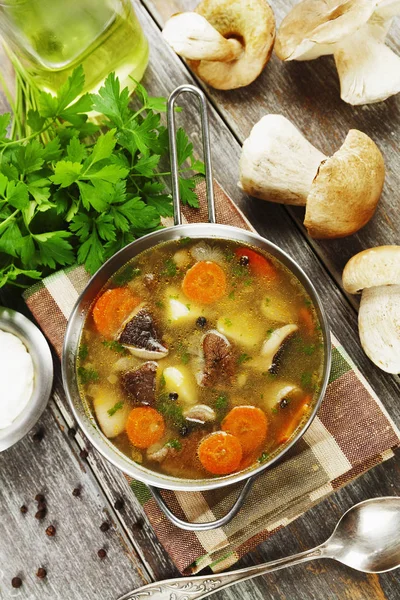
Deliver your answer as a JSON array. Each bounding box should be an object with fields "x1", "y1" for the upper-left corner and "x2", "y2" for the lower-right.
[{"x1": 0, "y1": 307, "x2": 53, "y2": 451}]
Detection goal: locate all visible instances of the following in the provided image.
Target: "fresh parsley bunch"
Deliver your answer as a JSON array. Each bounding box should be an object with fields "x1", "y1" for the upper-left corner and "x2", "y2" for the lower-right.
[{"x1": 0, "y1": 65, "x2": 204, "y2": 288}]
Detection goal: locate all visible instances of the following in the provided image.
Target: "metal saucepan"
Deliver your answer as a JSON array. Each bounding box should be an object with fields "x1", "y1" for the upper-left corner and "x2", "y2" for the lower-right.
[{"x1": 62, "y1": 85, "x2": 331, "y2": 531}]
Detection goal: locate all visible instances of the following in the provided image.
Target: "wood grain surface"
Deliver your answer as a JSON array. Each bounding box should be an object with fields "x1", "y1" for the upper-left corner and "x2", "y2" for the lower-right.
[{"x1": 0, "y1": 1, "x2": 399, "y2": 599}]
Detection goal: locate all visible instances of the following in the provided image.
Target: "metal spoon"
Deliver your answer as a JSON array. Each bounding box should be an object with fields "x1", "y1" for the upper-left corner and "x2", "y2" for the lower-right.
[{"x1": 118, "y1": 497, "x2": 400, "y2": 600}]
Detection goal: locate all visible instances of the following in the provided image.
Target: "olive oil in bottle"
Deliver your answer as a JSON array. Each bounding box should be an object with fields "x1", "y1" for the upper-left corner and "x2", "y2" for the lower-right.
[{"x1": 0, "y1": 0, "x2": 149, "y2": 94}]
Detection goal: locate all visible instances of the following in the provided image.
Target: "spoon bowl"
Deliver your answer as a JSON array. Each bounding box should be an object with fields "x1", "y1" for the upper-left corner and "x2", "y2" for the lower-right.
[
  {"x1": 326, "y1": 496, "x2": 400, "y2": 573},
  {"x1": 118, "y1": 497, "x2": 400, "y2": 600}
]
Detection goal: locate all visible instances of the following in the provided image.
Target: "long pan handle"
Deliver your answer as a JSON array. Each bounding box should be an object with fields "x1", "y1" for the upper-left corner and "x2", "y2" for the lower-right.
[{"x1": 167, "y1": 84, "x2": 216, "y2": 226}]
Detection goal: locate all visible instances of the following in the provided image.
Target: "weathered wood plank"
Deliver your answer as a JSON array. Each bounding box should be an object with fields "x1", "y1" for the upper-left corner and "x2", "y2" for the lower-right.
[{"x1": 143, "y1": 0, "x2": 400, "y2": 300}]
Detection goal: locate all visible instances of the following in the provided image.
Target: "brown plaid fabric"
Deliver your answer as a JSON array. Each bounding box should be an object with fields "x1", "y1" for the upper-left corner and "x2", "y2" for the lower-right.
[{"x1": 23, "y1": 179, "x2": 400, "y2": 575}]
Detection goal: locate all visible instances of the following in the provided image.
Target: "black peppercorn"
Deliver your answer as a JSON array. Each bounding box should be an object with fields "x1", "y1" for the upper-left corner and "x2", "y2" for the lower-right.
[
  {"x1": 11, "y1": 577, "x2": 22, "y2": 588},
  {"x1": 100, "y1": 521, "x2": 110, "y2": 532},
  {"x1": 72, "y1": 487, "x2": 81, "y2": 497},
  {"x1": 35, "y1": 494, "x2": 45, "y2": 503},
  {"x1": 32, "y1": 429, "x2": 44, "y2": 443},
  {"x1": 45, "y1": 525, "x2": 56, "y2": 537},
  {"x1": 179, "y1": 425, "x2": 190, "y2": 437},
  {"x1": 79, "y1": 449, "x2": 89, "y2": 460},
  {"x1": 20, "y1": 505, "x2": 28, "y2": 514},
  {"x1": 97, "y1": 548, "x2": 107, "y2": 559},
  {"x1": 196, "y1": 316, "x2": 207, "y2": 328},
  {"x1": 239, "y1": 255, "x2": 249, "y2": 266},
  {"x1": 280, "y1": 398, "x2": 290, "y2": 409},
  {"x1": 35, "y1": 508, "x2": 47, "y2": 520},
  {"x1": 68, "y1": 427, "x2": 77, "y2": 439},
  {"x1": 168, "y1": 392, "x2": 179, "y2": 401},
  {"x1": 36, "y1": 568, "x2": 47, "y2": 579},
  {"x1": 114, "y1": 498, "x2": 124, "y2": 511}
]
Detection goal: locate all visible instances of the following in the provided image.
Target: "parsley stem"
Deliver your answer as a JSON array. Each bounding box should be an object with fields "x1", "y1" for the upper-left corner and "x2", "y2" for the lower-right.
[{"x1": 0, "y1": 209, "x2": 19, "y2": 233}]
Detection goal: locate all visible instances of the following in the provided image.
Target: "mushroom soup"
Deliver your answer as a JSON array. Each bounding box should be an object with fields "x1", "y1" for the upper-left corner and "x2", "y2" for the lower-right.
[{"x1": 77, "y1": 238, "x2": 324, "y2": 479}]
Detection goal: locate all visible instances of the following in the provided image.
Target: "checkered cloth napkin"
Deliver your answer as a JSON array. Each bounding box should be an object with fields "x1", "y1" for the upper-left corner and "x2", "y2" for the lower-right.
[{"x1": 23, "y1": 179, "x2": 400, "y2": 575}]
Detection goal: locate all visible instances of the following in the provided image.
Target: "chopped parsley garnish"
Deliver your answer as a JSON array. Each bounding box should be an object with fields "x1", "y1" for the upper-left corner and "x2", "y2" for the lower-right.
[
  {"x1": 215, "y1": 394, "x2": 229, "y2": 412},
  {"x1": 78, "y1": 344, "x2": 88, "y2": 361},
  {"x1": 231, "y1": 264, "x2": 248, "y2": 277},
  {"x1": 102, "y1": 340, "x2": 128, "y2": 354},
  {"x1": 258, "y1": 452, "x2": 269, "y2": 464},
  {"x1": 162, "y1": 258, "x2": 177, "y2": 277},
  {"x1": 155, "y1": 300, "x2": 164, "y2": 309},
  {"x1": 302, "y1": 344, "x2": 316, "y2": 355},
  {"x1": 271, "y1": 407, "x2": 278, "y2": 414},
  {"x1": 113, "y1": 266, "x2": 141, "y2": 286},
  {"x1": 224, "y1": 251, "x2": 235, "y2": 262},
  {"x1": 179, "y1": 237, "x2": 192, "y2": 246},
  {"x1": 165, "y1": 438, "x2": 182, "y2": 451},
  {"x1": 107, "y1": 401, "x2": 124, "y2": 417},
  {"x1": 244, "y1": 278, "x2": 253, "y2": 287},
  {"x1": 78, "y1": 366, "x2": 99, "y2": 384},
  {"x1": 266, "y1": 328, "x2": 275, "y2": 338},
  {"x1": 238, "y1": 353, "x2": 252, "y2": 364},
  {"x1": 264, "y1": 298, "x2": 271, "y2": 305},
  {"x1": 228, "y1": 291, "x2": 235, "y2": 300},
  {"x1": 304, "y1": 298, "x2": 312, "y2": 307},
  {"x1": 157, "y1": 394, "x2": 184, "y2": 428},
  {"x1": 301, "y1": 372, "x2": 312, "y2": 387},
  {"x1": 224, "y1": 318, "x2": 233, "y2": 327},
  {"x1": 159, "y1": 373, "x2": 166, "y2": 388},
  {"x1": 177, "y1": 342, "x2": 190, "y2": 364}
]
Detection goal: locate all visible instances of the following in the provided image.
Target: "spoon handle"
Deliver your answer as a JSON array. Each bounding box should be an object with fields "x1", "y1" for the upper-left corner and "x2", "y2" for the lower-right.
[{"x1": 118, "y1": 545, "x2": 326, "y2": 600}]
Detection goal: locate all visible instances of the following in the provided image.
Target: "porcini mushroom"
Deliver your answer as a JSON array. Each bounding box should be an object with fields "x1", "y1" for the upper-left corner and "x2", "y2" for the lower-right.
[
  {"x1": 342, "y1": 246, "x2": 400, "y2": 374},
  {"x1": 261, "y1": 324, "x2": 298, "y2": 373},
  {"x1": 162, "y1": 0, "x2": 276, "y2": 90},
  {"x1": 239, "y1": 115, "x2": 385, "y2": 239},
  {"x1": 276, "y1": 0, "x2": 400, "y2": 104},
  {"x1": 304, "y1": 130, "x2": 385, "y2": 238}
]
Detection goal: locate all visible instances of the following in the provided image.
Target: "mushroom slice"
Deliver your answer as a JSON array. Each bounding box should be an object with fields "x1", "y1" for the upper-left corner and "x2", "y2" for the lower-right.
[
  {"x1": 263, "y1": 381, "x2": 302, "y2": 410},
  {"x1": 120, "y1": 361, "x2": 157, "y2": 406},
  {"x1": 334, "y1": 22, "x2": 400, "y2": 105},
  {"x1": 304, "y1": 130, "x2": 385, "y2": 239},
  {"x1": 183, "y1": 404, "x2": 216, "y2": 424},
  {"x1": 197, "y1": 330, "x2": 235, "y2": 387},
  {"x1": 358, "y1": 285, "x2": 400, "y2": 374},
  {"x1": 239, "y1": 115, "x2": 327, "y2": 205},
  {"x1": 147, "y1": 440, "x2": 170, "y2": 463},
  {"x1": 275, "y1": 0, "x2": 376, "y2": 61},
  {"x1": 163, "y1": 0, "x2": 275, "y2": 90},
  {"x1": 342, "y1": 246, "x2": 400, "y2": 294},
  {"x1": 118, "y1": 307, "x2": 168, "y2": 359},
  {"x1": 261, "y1": 324, "x2": 298, "y2": 373}
]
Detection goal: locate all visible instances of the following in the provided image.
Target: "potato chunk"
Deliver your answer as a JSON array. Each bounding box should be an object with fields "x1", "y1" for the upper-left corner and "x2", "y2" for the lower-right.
[
  {"x1": 217, "y1": 315, "x2": 263, "y2": 348},
  {"x1": 162, "y1": 366, "x2": 197, "y2": 406},
  {"x1": 92, "y1": 386, "x2": 131, "y2": 439}
]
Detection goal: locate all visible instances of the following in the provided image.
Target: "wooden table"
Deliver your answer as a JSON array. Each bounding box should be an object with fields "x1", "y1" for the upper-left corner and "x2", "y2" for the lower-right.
[{"x1": 1, "y1": 1, "x2": 399, "y2": 598}]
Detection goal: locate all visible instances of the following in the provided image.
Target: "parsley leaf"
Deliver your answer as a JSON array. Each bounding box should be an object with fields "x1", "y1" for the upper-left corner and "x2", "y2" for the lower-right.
[{"x1": 107, "y1": 401, "x2": 124, "y2": 416}]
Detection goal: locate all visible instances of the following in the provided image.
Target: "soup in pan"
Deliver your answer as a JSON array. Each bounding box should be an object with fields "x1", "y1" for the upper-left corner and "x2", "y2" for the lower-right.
[{"x1": 77, "y1": 238, "x2": 324, "y2": 479}]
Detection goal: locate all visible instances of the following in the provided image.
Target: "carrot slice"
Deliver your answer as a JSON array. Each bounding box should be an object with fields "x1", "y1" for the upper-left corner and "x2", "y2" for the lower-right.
[
  {"x1": 299, "y1": 306, "x2": 315, "y2": 336},
  {"x1": 222, "y1": 405, "x2": 268, "y2": 455},
  {"x1": 235, "y1": 248, "x2": 276, "y2": 279},
  {"x1": 182, "y1": 261, "x2": 226, "y2": 304},
  {"x1": 126, "y1": 407, "x2": 165, "y2": 449},
  {"x1": 198, "y1": 431, "x2": 243, "y2": 475},
  {"x1": 277, "y1": 396, "x2": 312, "y2": 445},
  {"x1": 92, "y1": 287, "x2": 140, "y2": 337}
]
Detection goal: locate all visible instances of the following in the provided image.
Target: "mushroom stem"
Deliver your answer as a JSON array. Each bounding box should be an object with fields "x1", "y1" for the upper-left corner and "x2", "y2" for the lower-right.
[
  {"x1": 358, "y1": 285, "x2": 400, "y2": 374},
  {"x1": 162, "y1": 12, "x2": 243, "y2": 62},
  {"x1": 334, "y1": 23, "x2": 400, "y2": 105},
  {"x1": 239, "y1": 115, "x2": 327, "y2": 205}
]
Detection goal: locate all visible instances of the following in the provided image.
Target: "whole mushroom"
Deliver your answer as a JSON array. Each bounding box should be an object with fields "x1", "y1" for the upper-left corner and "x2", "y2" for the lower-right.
[
  {"x1": 162, "y1": 0, "x2": 276, "y2": 89},
  {"x1": 239, "y1": 115, "x2": 385, "y2": 239},
  {"x1": 342, "y1": 246, "x2": 400, "y2": 374},
  {"x1": 275, "y1": 0, "x2": 400, "y2": 105}
]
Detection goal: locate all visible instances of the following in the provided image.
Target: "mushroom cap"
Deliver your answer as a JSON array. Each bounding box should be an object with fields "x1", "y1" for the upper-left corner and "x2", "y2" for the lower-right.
[
  {"x1": 304, "y1": 130, "x2": 385, "y2": 239},
  {"x1": 342, "y1": 246, "x2": 400, "y2": 294},
  {"x1": 275, "y1": 0, "x2": 376, "y2": 61},
  {"x1": 358, "y1": 284, "x2": 400, "y2": 374},
  {"x1": 188, "y1": 0, "x2": 276, "y2": 90},
  {"x1": 334, "y1": 22, "x2": 400, "y2": 105},
  {"x1": 239, "y1": 114, "x2": 326, "y2": 205}
]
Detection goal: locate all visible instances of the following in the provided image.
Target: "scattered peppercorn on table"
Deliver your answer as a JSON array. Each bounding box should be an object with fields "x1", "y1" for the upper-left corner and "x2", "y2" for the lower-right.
[{"x1": 0, "y1": 1, "x2": 400, "y2": 599}]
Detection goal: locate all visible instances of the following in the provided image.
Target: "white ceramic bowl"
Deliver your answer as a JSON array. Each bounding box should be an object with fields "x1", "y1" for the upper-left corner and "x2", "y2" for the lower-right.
[{"x1": 0, "y1": 307, "x2": 53, "y2": 451}]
